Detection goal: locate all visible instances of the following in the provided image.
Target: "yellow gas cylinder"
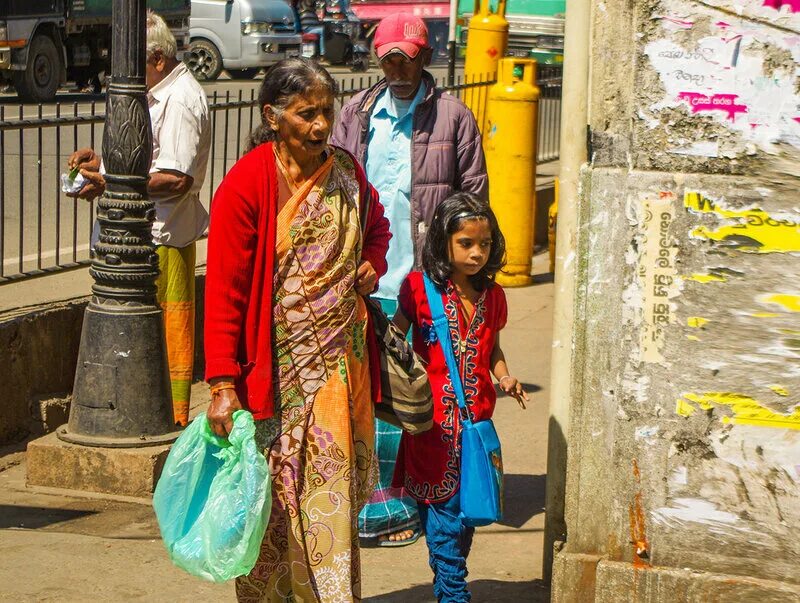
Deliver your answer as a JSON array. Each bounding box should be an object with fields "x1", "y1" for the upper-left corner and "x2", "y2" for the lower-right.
[
  {"x1": 463, "y1": 0, "x2": 508, "y2": 133},
  {"x1": 484, "y1": 58, "x2": 540, "y2": 287}
]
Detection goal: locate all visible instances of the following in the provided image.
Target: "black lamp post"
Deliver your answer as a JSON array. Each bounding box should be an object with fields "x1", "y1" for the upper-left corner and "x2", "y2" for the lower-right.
[{"x1": 59, "y1": 0, "x2": 178, "y2": 447}]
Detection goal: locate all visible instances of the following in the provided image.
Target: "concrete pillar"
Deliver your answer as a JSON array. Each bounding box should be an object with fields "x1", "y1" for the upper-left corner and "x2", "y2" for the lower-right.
[
  {"x1": 552, "y1": 0, "x2": 800, "y2": 598},
  {"x1": 543, "y1": 0, "x2": 591, "y2": 578}
]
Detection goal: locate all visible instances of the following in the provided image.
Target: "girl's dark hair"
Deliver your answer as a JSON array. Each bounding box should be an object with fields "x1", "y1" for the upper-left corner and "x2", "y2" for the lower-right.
[
  {"x1": 422, "y1": 192, "x2": 506, "y2": 291},
  {"x1": 245, "y1": 57, "x2": 339, "y2": 152}
]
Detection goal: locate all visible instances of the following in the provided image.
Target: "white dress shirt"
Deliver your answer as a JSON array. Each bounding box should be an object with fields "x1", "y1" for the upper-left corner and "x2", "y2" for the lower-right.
[{"x1": 146, "y1": 62, "x2": 211, "y2": 248}]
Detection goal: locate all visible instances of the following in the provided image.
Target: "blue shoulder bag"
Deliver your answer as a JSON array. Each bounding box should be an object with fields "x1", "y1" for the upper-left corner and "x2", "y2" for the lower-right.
[{"x1": 423, "y1": 273, "x2": 503, "y2": 527}]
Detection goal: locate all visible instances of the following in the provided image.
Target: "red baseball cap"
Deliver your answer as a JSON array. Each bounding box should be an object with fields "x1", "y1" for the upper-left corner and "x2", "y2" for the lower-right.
[{"x1": 374, "y1": 13, "x2": 430, "y2": 60}]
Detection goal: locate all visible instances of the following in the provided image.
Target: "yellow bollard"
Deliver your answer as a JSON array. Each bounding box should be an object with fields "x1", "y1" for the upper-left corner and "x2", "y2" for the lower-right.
[
  {"x1": 463, "y1": 0, "x2": 508, "y2": 134},
  {"x1": 485, "y1": 58, "x2": 539, "y2": 287}
]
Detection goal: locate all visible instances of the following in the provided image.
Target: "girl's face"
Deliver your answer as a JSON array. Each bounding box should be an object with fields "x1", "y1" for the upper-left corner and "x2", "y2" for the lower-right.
[
  {"x1": 266, "y1": 84, "x2": 334, "y2": 164},
  {"x1": 448, "y1": 218, "x2": 492, "y2": 278}
]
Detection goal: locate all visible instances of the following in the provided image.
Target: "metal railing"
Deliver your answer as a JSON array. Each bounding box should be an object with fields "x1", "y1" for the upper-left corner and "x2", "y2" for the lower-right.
[
  {"x1": 537, "y1": 64, "x2": 563, "y2": 162},
  {"x1": 0, "y1": 68, "x2": 561, "y2": 283}
]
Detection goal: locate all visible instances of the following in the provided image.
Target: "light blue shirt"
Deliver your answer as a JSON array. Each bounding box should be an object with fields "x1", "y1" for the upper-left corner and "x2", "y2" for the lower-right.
[{"x1": 365, "y1": 82, "x2": 426, "y2": 301}]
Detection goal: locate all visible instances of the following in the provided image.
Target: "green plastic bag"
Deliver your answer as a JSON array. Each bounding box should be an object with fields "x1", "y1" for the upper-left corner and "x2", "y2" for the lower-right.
[{"x1": 153, "y1": 410, "x2": 270, "y2": 582}]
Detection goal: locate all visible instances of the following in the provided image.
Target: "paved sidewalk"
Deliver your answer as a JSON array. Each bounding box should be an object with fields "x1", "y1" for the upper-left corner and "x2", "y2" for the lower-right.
[{"x1": 0, "y1": 253, "x2": 553, "y2": 602}]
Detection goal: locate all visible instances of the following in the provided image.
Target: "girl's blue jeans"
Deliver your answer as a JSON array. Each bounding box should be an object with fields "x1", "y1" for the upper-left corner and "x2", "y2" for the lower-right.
[{"x1": 419, "y1": 494, "x2": 475, "y2": 602}]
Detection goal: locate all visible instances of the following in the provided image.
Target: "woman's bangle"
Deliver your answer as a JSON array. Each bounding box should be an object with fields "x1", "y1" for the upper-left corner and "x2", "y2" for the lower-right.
[
  {"x1": 499, "y1": 376, "x2": 514, "y2": 385},
  {"x1": 210, "y1": 383, "x2": 236, "y2": 397}
]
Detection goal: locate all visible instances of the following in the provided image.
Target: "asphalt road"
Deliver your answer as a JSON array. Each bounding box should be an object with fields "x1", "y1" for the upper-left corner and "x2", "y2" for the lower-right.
[{"x1": 0, "y1": 64, "x2": 452, "y2": 117}]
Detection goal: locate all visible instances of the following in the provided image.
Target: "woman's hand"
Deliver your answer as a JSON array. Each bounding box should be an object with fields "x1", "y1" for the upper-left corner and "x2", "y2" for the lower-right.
[
  {"x1": 207, "y1": 384, "x2": 243, "y2": 438},
  {"x1": 355, "y1": 260, "x2": 377, "y2": 296},
  {"x1": 499, "y1": 376, "x2": 529, "y2": 409}
]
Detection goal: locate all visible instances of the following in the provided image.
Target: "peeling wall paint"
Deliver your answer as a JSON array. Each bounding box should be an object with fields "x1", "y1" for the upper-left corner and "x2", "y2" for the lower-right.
[
  {"x1": 676, "y1": 392, "x2": 800, "y2": 429},
  {"x1": 761, "y1": 293, "x2": 800, "y2": 312},
  {"x1": 651, "y1": 497, "x2": 761, "y2": 535},
  {"x1": 686, "y1": 272, "x2": 727, "y2": 283},
  {"x1": 644, "y1": 6, "x2": 800, "y2": 154},
  {"x1": 685, "y1": 192, "x2": 800, "y2": 253}
]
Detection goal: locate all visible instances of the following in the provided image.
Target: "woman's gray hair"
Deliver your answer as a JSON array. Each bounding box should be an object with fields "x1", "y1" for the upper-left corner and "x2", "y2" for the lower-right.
[
  {"x1": 246, "y1": 58, "x2": 339, "y2": 152},
  {"x1": 146, "y1": 10, "x2": 177, "y2": 59}
]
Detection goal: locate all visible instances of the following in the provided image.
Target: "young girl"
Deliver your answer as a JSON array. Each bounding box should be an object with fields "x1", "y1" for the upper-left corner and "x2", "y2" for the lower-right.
[{"x1": 392, "y1": 192, "x2": 528, "y2": 602}]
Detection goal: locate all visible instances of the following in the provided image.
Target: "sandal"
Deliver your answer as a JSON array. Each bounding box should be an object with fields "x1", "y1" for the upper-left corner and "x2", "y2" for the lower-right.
[{"x1": 377, "y1": 527, "x2": 422, "y2": 548}]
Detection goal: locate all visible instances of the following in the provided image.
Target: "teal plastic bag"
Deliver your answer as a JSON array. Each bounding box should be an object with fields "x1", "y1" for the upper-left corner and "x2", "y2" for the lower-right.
[{"x1": 153, "y1": 410, "x2": 270, "y2": 582}]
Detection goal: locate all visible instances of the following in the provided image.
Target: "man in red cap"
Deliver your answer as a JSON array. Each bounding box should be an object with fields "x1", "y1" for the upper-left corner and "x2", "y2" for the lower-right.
[{"x1": 332, "y1": 11, "x2": 487, "y2": 600}]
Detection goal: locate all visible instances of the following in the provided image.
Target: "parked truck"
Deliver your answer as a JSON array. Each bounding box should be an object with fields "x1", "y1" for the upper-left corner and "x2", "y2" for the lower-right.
[
  {"x1": 186, "y1": 0, "x2": 302, "y2": 81},
  {"x1": 0, "y1": 0, "x2": 191, "y2": 103}
]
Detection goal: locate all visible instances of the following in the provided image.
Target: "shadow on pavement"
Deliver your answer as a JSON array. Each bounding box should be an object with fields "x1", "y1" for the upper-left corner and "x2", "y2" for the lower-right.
[
  {"x1": 0, "y1": 504, "x2": 97, "y2": 530},
  {"x1": 522, "y1": 382, "x2": 543, "y2": 394},
  {"x1": 501, "y1": 474, "x2": 546, "y2": 529},
  {"x1": 494, "y1": 383, "x2": 543, "y2": 396},
  {"x1": 366, "y1": 578, "x2": 550, "y2": 602}
]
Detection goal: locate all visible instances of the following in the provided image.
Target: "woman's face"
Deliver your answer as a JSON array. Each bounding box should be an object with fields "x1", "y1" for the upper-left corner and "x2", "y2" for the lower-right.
[{"x1": 267, "y1": 84, "x2": 335, "y2": 164}]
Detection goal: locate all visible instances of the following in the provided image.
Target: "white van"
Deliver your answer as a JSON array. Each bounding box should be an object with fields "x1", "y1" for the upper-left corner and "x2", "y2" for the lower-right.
[{"x1": 187, "y1": 0, "x2": 301, "y2": 80}]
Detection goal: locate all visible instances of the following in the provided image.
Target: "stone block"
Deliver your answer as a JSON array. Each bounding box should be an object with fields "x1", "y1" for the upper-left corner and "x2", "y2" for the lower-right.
[
  {"x1": 26, "y1": 431, "x2": 170, "y2": 498},
  {"x1": 552, "y1": 553, "x2": 800, "y2": 602},
  {"x1": 551, "y1": 550, "x2": 601, "y2": 603},
  {"x1": 597, "y1": 559, "x2": 800, "y2": 602}
]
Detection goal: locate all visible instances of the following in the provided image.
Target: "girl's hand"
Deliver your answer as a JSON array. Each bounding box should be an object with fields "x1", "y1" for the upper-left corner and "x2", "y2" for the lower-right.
[
  {"x1": 499, "y1": 376, "x2": 529, "y2": 409},
  {"x1": 355, "y1": 260, "x2": 377, "y2": 296}
]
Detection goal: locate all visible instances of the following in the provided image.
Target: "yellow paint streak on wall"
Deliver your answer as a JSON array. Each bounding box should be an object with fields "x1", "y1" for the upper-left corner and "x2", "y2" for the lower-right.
[
  {"x1": 676, "y1": 392, "x2": 800, "y2": 429},
  {"x1": 770, "y1": 385, "x2": 789, "y2": 397},
  {"x1": 686, "y1": 335, "x2": 700, "y2": 341},
  {"x1": 762, "y1": 294, "x2": 800, "y2": 313},
  {"x1": 751, "y1": 312, "x2": 780, "y2": 318},
  {"x1": 687, "y1": 317, "x2": 708, "y2": 328},
  {"x1": 685, "y1": 192, "x2": 800, "y2": 253},
  {"x1": 676, "y1": 399, "x2": 699, "y2": 416},
  {"x1": 687, "y1": 273, "x2": 727, "y2": 283}
]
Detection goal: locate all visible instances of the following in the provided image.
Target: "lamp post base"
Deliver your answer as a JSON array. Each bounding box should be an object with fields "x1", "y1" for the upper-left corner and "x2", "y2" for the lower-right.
[
  {"x1": 57, "y1": 426, "x2": 180, "y2": 448},
  {"x1": 65, "y1": 303, "x2": 178, "y2": 445}
]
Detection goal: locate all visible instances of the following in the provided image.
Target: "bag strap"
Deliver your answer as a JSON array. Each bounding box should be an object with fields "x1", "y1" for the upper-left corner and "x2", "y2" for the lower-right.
[{"x1": 423, "y1": 273, "x2": 473, "y2": 425}]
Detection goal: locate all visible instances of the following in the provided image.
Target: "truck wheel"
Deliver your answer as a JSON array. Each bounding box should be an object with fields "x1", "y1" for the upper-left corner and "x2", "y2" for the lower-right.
[
  {"x1": 185, "y1": 39, "x2": 222, "y2": 81},
  {"x1": 227, "y1": 68, "x2": 260, "y2": 80},
  {"x1": 13, "y1": 34, "x2": 62, "y2": 103}
]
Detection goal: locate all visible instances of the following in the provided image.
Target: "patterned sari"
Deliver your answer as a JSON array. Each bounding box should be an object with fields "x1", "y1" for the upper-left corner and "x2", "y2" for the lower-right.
[{"x1": 235, "y1": 149, "x2": 378, "y2": 603}]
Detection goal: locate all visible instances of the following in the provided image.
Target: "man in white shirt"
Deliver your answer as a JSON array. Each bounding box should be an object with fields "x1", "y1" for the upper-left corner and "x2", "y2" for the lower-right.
[{"x1": 69, "y1": 11, "x2": 211, "y2": 427}]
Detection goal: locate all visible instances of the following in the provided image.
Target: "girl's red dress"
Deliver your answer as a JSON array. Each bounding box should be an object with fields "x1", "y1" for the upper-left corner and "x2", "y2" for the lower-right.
[{"x1": 393, "y1": 271, "x2": 508, "y2": 504}]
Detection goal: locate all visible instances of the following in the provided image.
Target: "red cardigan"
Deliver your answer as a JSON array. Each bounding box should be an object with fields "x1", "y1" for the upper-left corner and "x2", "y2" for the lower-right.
[{"x1": 204, "y1": 143, "x2": 390, "y2": 419}]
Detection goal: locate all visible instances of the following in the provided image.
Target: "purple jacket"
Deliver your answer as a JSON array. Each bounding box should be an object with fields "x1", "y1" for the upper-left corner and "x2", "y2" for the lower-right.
[{"x1": 331, "y1": 71, "x2": 488, "y2": 267}]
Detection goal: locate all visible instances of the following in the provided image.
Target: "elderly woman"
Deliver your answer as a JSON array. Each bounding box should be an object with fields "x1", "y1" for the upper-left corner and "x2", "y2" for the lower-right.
[{"x1": 204, "y1": 58, "x2": 390, "y2": 602}]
